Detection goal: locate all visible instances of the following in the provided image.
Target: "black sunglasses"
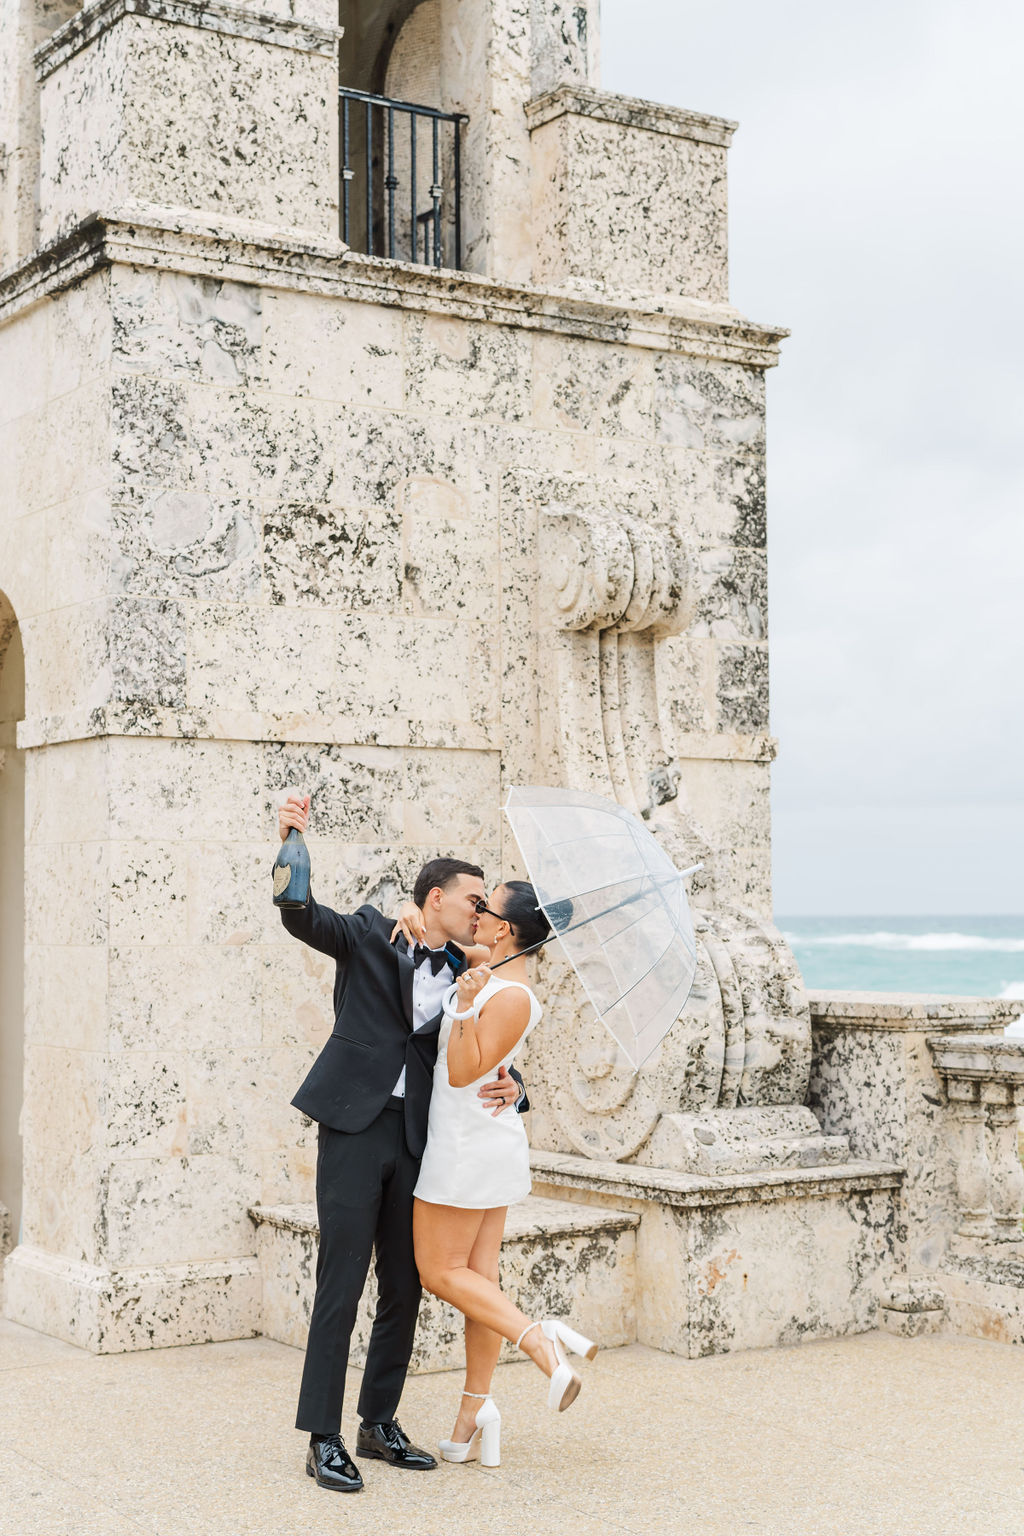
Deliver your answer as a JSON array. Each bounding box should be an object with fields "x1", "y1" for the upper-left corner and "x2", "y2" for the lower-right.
[{"x1": 473, "y1": 898, "x2": 507, "y2": 921}]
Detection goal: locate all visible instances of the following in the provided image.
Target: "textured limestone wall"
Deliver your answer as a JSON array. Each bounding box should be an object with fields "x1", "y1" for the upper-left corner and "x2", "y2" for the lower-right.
[
  {"x1": 0, "y1": 0, "x2": 814, "y2": 1351},
  {"x1": 0, "y1": 215, "x2": 786, "y2": 1344}
]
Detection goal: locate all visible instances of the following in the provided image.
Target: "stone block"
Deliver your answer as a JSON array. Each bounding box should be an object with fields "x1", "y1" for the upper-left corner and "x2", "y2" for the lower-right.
[
  {"x1": 404, "y1": 313, "x2": 532, "y2": 424},
  {"x1": 262, "y1": 290, "x2": 404, "y2": 408},
  {"x1": 654, "y1": 358, "x2": 765, "y2": 457},
  {"x1": 402, "y1": 749, "x2": 501, "y2": 847},
  {"x1": 104, "y1": 1154, "x2": 256, "y2": 1268},
  {"x1": 807, "y1": 994, "x2": 1017, "y2": 1275},
  {"x1": 48, "y1": 491, "x2": 114, "y2": 610},
  {"x1": 250, "y1": 1194, "x2": 639, "y2": 1370},
  {"x1": 25, "y1": 841, "x2": 109, "y2": 946},
  {"x1": 878, "y1": 1280, "x2": 947, "y2": 1338},
  {"x1": 2, "y1": 1244, "x2": 260, "y2": 1352},
  {"x1": 111, "y1": 268, "x2": 263, "y2": 386},
  {"x1": 109, "y1": 943, "x2": 263, "y2": 1053},
  {"x1": 531, "y1": 334, "x2": 654, "y2": 440},
  {"x1": 24, "y1": 944, "x2": 109, "y2": 1052},
  {"x1": 112, "y1": 488, "x2": 261, "y2": 603},
  {"x1": 109, "y1": 841, "x2": 189, "y2": 945},
  {"x1": 258, "y1": 945, "x2": 333, "y2": 1049},
  {"x1": 108, "y1": 737, "x2": 265, "y2": 843},
  {"x1": 37, "y1": 1, "x2": 341, "y2": 245},
  {"x1": 532, "y1": 1152, "x2": 904, "y2": 1359},
  {"x1": 262, "y1": 501, "x2": 402, "y2": 612},
  {"x1": 941, "y1": 1249, "x2": 1024, "y2": 1346},
  {"x1": 529, "y1": 88, "x2": 733, "y2": 303}
]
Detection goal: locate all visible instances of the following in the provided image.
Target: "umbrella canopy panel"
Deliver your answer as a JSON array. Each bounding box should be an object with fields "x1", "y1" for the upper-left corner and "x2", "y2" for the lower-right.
[{"x1": 504, "y1": 786, "x2": 699, "y2": 1069}]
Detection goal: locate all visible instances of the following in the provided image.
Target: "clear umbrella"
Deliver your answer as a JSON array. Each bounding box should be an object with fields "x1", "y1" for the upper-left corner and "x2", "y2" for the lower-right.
[{"x1": 500, "y1": 785, "x2": 701, "y2": 1070}]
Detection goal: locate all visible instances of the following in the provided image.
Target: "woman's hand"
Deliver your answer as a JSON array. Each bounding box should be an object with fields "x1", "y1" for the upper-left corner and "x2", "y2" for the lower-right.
[
  {"x1": 390, "y1": 900, "x2": 426, "y2": 946},
  {"x1": 456, "y1": 964, "x2": 491, "y2": 1010},
  {"x1": 278, "y1": 793, "x2": 310, "y2": 841}
]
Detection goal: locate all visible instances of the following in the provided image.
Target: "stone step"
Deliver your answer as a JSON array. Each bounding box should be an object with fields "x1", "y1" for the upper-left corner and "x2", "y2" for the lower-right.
[{"x1": 249, "y1": 1194, "x2": 639, "y2": 1374}]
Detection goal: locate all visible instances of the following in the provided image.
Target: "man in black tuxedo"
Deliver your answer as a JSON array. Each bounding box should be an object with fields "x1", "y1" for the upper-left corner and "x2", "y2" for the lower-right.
[{"x1": 276, "y1": 793, "x2": 522, "y2": 1494}]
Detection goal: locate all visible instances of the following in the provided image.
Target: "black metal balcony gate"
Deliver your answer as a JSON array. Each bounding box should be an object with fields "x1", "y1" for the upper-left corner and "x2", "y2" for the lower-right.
[{"x1": 339, "y1": 87, "x2": 467, "y2": 271}]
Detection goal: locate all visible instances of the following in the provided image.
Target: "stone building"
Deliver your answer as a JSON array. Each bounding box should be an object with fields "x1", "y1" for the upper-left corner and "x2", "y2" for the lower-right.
[{"x1": 0, "y1": 0, "x2": 1022, "y2": 1360}]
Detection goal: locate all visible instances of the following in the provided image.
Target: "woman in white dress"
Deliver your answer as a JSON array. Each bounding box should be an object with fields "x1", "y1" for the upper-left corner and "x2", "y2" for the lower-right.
[{"x1": 408, "y1": 881, "x2": 598, "y2": 1467}]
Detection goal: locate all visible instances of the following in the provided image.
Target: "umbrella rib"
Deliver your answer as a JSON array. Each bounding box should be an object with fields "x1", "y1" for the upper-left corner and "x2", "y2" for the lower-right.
[
  {"x1": 541, "y1": 868, "x2": 683, "y2": 914},
  {"x1": 603, "y1": 928, "x2": 687, "y2": 1010}
]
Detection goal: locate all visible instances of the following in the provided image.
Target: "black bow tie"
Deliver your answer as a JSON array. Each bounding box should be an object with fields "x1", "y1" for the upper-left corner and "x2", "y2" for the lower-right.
[{"x1": 412, "y1": 944, "x2": 451, "y2": 976}]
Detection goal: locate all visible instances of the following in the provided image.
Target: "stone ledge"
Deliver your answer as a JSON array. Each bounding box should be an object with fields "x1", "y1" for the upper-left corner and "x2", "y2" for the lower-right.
[
  {"x1": 0, "y1": 209, "x2": 787, "y2": 367},
  {"x1": 35, "y1": 0, "x2": 345, "y2": 80},
  {"x1": 526, "y1": 85, "x2": 738, "y2": 148},
  {"x1": 16, "y1": 702, "x2": 778, "y2": 757},
  {"x1": 531, "y1": 1148, "x2": 903, "y2": 1209},
  {"x1": 249, "y1": 1195, "x2": 640, "y2": 1242},
  {"x1": 251, "y1": 1194, "x2": 640, "y2": 1369},
  {"x1": 809, "y1": 991, "x2": 1022, "y2": 1033}
]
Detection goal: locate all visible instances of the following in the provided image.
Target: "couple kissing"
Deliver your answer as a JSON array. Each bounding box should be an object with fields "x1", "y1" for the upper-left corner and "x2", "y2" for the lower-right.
[{"x1": 277, "y1": 793, "x2": 598, "y2": 1495}]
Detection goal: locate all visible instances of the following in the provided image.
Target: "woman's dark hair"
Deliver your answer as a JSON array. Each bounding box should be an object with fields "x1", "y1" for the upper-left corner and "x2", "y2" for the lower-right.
[{"x1": 498, "y1": 880, "x2": 552, "y2": 952}]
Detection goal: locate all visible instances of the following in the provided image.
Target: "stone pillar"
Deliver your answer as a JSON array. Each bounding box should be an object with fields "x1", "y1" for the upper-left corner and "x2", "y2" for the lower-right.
[
  {"x1": 528, "y1": 89, "x2": 735, "y2": 303},
  {"x1": 35, "y1": 0, "x2": 343, "y2": 248}
]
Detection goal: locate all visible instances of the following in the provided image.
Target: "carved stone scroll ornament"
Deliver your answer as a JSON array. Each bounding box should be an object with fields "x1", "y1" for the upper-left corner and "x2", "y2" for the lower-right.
[
  {"x1": 522, "y1": 907, "x2": 812, "y2": 1166},
  {"x1": 538, "y1": 504, "x2": 712, "y2": 880}
]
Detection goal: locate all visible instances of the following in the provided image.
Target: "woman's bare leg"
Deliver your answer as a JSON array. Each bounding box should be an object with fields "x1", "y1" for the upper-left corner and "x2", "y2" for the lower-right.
[
  {"x1": 451, "y1": 1206, "x2": 507, "y2": 1443},
  {"x1": 414, "y1": 1200, "x2": 559, "y2": 1396}
]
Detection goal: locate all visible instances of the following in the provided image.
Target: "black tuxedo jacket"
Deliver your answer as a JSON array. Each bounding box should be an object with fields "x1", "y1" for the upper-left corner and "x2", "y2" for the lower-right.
[{"x1": 281, "y1": 899, "x2": 466, "y2": 1157}]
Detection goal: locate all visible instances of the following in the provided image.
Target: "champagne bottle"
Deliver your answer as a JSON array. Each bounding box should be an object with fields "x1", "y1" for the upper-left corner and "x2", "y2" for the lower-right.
[{"x1": 272, "y1": 828, "x2": 310, "y2": 909}]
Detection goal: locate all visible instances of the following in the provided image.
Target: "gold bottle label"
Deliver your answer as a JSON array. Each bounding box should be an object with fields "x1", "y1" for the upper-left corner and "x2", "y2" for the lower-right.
[{"x1": 273, "y1": 863, "x2": 292, "y2": 897}]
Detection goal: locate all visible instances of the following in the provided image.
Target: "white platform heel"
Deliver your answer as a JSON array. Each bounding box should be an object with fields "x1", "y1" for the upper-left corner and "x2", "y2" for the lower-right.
[
  {"x1": 438, "y1": 1392, "x2": 501, "y2": 1467},
  {"x1": 516, "y1": 1318, "x2": 598, "y2": 1412}
]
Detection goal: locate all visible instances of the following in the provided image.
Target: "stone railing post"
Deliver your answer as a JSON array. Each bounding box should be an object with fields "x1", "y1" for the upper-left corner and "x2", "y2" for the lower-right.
[
  {"x1": 984, "y1": 1088, "x2": 1024, "y2": 1242},
  {"x1": 930, "y1": 1036, "x2": 1024, "y2": 1247},
  {"x1": 946, "y1": 1083, "x2": 993, "y2": 1239}
]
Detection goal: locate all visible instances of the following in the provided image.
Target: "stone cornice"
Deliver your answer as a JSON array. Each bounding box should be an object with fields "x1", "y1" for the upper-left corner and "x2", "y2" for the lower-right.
[
  {"x1": 35, "y1": 0, "x2": 344, "y2": 80},
  {"x1": 531, "y1": 1148, "x2": 903, "y2": 1211},
  {"x1": 0, "y1": 209, "x2": 788, "y2": 367},
  {"x1": 809, "y1": 991, "x2": 1023, "y2": 1034},
  {"x1": 526, "y1": 85, "x2": 738, "y2": 148},
  {"x1": 929, "y1": 1034, "x2": 1024, "y2": 1084}
]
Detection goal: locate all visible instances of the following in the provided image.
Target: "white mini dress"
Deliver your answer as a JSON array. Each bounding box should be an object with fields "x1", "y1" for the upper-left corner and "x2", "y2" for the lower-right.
[{"x1": 413, "y1": 976, "x2": 541, "y2": 1210}]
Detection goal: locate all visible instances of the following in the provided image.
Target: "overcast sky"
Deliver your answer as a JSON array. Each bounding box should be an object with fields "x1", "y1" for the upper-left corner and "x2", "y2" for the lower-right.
[{"x1": 601, "y1": 0, "x2": 1024, "y2": 915}]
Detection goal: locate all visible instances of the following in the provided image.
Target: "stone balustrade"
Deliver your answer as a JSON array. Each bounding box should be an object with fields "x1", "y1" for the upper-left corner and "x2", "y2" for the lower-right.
[{"x1": 929, "y1": 1036, "x2": 1024, "y2": 1244}]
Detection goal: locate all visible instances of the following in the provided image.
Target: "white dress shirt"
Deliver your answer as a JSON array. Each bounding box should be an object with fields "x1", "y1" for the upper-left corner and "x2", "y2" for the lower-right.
[{"x1": 391, "y1": 940, "x2": 454, "y2": 1098}]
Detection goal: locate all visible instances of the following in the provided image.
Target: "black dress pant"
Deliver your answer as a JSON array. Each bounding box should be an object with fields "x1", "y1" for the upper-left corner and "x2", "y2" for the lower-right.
[{"x1": 295, "y1": 1103, "x2": 423, "y2": 1435}]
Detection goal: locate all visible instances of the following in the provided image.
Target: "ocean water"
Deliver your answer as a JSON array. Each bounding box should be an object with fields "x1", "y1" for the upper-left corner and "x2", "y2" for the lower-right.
[{"x1": 778, "y1": 916, "x2": 1024, "y2": 1002}]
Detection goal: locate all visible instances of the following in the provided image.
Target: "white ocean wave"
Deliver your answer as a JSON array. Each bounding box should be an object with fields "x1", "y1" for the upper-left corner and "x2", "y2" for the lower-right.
[{"x1": 783, "y1": 931, "x2": 1024, "y2": 953}]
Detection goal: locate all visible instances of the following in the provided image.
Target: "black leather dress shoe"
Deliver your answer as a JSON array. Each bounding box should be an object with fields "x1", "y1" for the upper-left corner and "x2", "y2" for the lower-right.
[
  {"x1": 306, "y1": 1434, "x2": 363, "y2": 1492},
  {"x1": 356, "y1": 1419, "x2": 438, "y2": 1470}
]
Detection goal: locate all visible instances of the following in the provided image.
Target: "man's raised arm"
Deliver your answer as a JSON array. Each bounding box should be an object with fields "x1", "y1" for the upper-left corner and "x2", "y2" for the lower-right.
[{"x1": 276, "y1": 793, "x2": 376, "y2": 958}]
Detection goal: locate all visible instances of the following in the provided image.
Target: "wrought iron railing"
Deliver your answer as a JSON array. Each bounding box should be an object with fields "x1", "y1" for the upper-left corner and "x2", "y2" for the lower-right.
[{"x1": 339, "y1": 87, "x2": 467, "y2": 271}]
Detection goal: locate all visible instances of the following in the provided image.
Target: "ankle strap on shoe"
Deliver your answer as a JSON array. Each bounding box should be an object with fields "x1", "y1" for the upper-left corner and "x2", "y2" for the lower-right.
[
  {"x1": 515, "y1": 1320, "x2": 541, "y2": 1351},
  {"x1": 462, "y1": 1390, "x2": 491, "y2": 1399}
]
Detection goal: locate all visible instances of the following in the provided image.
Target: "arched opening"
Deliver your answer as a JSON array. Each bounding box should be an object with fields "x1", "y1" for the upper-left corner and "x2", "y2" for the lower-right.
[
  {"x1": 0, "y1": 594, "x2": 25, "y2": 1257},
  {"x1": 338, "y1": 0, "x2": 462, "y2": 267}
]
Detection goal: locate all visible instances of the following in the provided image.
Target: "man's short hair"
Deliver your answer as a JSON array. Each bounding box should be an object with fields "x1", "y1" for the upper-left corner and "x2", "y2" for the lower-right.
[{"x1": 413, "y1": 858, "x2": 485, "y2": 908}]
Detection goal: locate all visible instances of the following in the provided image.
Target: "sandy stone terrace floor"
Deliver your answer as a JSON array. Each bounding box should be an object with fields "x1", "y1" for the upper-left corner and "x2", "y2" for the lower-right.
[{"x1": 2, "y1": 1320, "x2": 1023, "y2": 1536}]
